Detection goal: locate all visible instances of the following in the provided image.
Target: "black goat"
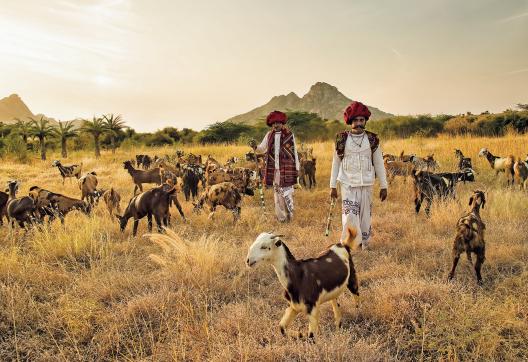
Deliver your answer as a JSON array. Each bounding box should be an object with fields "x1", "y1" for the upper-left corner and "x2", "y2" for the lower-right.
[
  {"x1": 6, "y1": 181, "x2": 38, "y2": 228},
  {"x1": 412, "y1": 170, "x2": 453, "y2": 216},
  {"x1": 182, "y1": 164, "x2": 201, "y2": 201},
  {"x1": 116, "y1": 185, "x2": 177, "y2": 236},
  {"x1": 454, "y1": 149, "x2": 472, "y2": 170}
]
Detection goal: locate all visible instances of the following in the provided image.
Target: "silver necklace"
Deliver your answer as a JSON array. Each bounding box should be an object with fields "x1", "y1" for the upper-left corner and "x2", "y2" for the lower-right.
[{"x1": 349, "y1": 132, "x2": 366, "y2": 148}]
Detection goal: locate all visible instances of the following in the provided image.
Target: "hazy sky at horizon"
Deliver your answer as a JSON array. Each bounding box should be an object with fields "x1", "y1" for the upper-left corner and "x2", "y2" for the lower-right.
[{"x1": 1, "y1": 0, "x2": 527, "y2": 131}]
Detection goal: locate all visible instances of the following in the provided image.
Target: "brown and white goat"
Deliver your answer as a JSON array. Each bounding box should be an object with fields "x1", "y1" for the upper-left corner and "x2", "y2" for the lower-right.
[
  {"x1": 448, "y1": 190, "x2": 486, "y2": 285},
  {"x1": 116, "y1": 185, "x2": 177, "y2": 236},
  {"x1": 246, "y1": 227, "x2": 359, "y2": 339},
  {"x1": 193, "y1": 182, "x2": 242, "y2": 222},
  {"x1": 478, "y1": 148, "x2": 514, "y2": 185},
  {"x1": 102, "y1": 188, "x2": 122, "y2": 216},
  {"x1": 78, "y1": 172, "x2": 98, "y2": 205},
  {"x1": 123, "y1": 160, "x2": 161, "y2": 195},
  {"x1": 513, "y1": 158, "x2": 528, "y2": 190},
  {"x1": 52, "y1": 160, "x2": 82, "y2": 184}
]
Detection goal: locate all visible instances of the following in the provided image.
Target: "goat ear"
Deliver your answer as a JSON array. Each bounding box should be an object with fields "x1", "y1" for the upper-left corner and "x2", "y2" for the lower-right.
[
  {"x1": 469, "y1": 196, "x2": 474, "y2": 206},
  {"x1": 274, "y1": 240, "x2": 282, "y2": 247}
]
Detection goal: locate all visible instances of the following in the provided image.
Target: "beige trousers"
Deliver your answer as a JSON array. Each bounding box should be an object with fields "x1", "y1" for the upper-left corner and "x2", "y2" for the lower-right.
[
  {"x1": 273, "y1": 170, "x2": 294, "y2": 222},
  {"x1": 340, "y1": 185, "x2": 373, "y2": 249}
]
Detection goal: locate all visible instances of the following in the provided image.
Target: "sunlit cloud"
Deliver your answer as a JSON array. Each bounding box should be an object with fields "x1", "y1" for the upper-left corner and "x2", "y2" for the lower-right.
[
  {"x1": 497, "y1": 12, "x2": 528, "y2": 23},
  {"x1": 504, "y1": 68, "x2": 528, "y2": 75}
]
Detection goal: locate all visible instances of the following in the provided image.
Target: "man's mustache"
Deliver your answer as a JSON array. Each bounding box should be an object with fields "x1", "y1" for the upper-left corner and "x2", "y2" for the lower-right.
[{"x1": 352, "y1": 124, "x2": 365, "y2": 129}]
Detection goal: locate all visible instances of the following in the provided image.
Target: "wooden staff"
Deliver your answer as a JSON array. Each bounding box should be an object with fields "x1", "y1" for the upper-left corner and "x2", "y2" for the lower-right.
[
  {"x1": 325, "y1": 197, "x2": 337, "y2": 237},
  {"x1": 250, "y1": 144, "x2": 265, "y2": 208}
]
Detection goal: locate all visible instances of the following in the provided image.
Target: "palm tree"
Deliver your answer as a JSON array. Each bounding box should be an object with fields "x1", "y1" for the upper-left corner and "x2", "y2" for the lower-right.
[
  {"x1": 103, "y1": 114, "x2": 126, "y2": 154},
  {"x1": 13, "y1": 118, "x2": 32, "y2": 146},
  {"x1": 29, "y1": 116, "x2": 54, "y2": 160},
  {"x1": 52, "y1": 121, "x2": 78, "y2": 158},
  {"x1": 82, "y1": 116, "x2": 107, "y2": 158}
]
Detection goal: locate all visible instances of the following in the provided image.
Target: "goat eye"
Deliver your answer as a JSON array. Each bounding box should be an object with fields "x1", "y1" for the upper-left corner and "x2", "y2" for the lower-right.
[{"x1": 261, "y1": 246, "x2": 268, "y2": 250}]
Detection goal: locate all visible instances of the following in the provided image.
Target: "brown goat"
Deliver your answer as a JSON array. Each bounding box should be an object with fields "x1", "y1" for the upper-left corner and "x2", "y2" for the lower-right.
[
  {"x1": 193, "y1": 182, "x2": 242, "y2": 222},
  {"x1": 384, "y1": 159, "x2": 415, "y2": 183},
  {"x1": 448, "y1": 190, "x2": 486, "y2": 285},
  {"x1": 102, "y1": 188, "x2": 122, "y2": 216},
  {"x1": 29, "y1": 186, "x2": 91, "y2": 224},
  {"x1": 123, "y1": 160, "x2": 161, "y2": 195},
  {"x1": 300, "y1": 158, "x2": 316, "y2": 189},
  {"x1": 78, "y1": 172, "x2": 98, "y2": 205}
]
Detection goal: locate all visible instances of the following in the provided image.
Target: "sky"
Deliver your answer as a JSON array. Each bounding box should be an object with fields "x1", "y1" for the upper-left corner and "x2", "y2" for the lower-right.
[{"x1": 0, "y1": 0, "x2": 527, "y2": 132}]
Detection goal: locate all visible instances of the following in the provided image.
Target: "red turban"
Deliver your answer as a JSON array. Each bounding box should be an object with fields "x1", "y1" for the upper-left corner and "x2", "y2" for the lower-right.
[
  {"x1": 344, "y1": 101, "x2": 371, "y2": 124},
  {"x1": 266, "y1": 111, "x2": 287, "y2": 127}
]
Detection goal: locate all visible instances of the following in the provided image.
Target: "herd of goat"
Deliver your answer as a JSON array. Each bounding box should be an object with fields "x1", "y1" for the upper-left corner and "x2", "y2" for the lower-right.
[
  {"x1": 0, "y1": 148, "x2": 317, "y2": 236},
  {"x1": 1, "y1": 145, "x2": 527, "y2": 339}
]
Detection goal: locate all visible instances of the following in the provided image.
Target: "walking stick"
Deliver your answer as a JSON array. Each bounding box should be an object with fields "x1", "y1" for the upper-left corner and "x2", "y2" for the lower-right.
[
  {"x1": 325, "y1": 197, "x2": 337, "y2": 237},
  {"x1": 250, "y1": 146, "x2": 265, "y2": 208}
]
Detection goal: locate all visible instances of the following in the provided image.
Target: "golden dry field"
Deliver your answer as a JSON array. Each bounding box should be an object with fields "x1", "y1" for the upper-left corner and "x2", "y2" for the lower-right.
[{"x1": 1, "y1": 134, "x2": 527, "y2": 361}]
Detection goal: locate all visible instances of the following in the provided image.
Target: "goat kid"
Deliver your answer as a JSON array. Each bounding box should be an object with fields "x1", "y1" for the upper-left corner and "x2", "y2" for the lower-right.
[{"x1": 246, "y1": 226, "x2": 359, "y2": 339}]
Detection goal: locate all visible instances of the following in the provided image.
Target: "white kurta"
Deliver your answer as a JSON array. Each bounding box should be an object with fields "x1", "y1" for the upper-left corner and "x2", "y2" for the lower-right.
[
  {"x1": 256, "y1": 130, "x2": 300, "y2": 222},
  {"x1": 329, "y1": 132, "x2": 388, "y2": 248}
]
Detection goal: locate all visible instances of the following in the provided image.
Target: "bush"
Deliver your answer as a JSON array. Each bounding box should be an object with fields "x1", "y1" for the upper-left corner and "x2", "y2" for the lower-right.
[{"x1": 5, "y1": 135, "x2": 29, "y2": 163}]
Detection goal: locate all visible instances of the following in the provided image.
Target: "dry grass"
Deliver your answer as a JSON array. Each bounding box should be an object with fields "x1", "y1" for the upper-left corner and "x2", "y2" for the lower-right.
[{"x1": 1, "y1": 134, "x2": 527, "y2": 361}]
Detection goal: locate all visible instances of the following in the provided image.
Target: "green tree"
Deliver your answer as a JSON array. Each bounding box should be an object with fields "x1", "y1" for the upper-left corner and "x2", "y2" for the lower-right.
[
  {"x1": 103, "y1": 113, "x2": 126, "y2": 154},
  {"x1": 29, "y1": 116, "x2": 54, "y2": 160},
  {"x1": 52, "y1": 121, "x2": 78, "y2": 158},
  {"x1": 13, "y1": 118, "x2": 32, "y2": 146},
  {"x1": 82, "y1": 116, "x2": 107, "y2": 158}
]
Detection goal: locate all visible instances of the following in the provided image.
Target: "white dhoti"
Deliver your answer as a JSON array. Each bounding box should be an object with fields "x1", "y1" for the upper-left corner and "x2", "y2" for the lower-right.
[
  {"x1": 273, "y1": 170, "x2": 294, "y2": 222},
  {"x1": 340, "y1": 185, "x2": 372, "y2": 249}
]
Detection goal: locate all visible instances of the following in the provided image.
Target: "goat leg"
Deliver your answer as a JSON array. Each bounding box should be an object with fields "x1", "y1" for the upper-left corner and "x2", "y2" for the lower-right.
[
  {"x1": 475, "y1": 253, "x2": 485, "y2": 285},
  {"x1": 330, "y1": 299, "x2": 343, "y2": 329},
  {"x1": 307, "y1": 306, "x2": 320, "y2": 340},
  {"x1": 279, "y1": 306, "x2": 299, "y2": 336},
  {"x1": 147, "y1": 213, "x2": 153, "y2": 232},
  {"x1": 132, "y1": 219, "x2": 139, "y2": 236},
  {"x1": 448, "y1": 255, "x2": 460, "y2": 281},
  {"x1": 154, "y1": 214, "x2": 163, "y2": 233}
]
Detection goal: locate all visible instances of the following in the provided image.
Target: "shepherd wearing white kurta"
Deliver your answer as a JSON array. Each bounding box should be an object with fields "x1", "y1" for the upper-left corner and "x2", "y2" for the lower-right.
[
  {"x1": 330, "y1": 101, "x2": 388, "y2": 249},
  {"x1": 251, "y1": 111, "x2": 300, "y2": 222}
]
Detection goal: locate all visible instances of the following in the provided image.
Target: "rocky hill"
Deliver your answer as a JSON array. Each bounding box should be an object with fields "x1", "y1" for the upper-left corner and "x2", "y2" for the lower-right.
[
  {"x1": 0, "y1": 94, "x2": 34, "y2": 123},
  {"x1": 226, "y1": 82, "x2": 393, "y2": 125},
  {"x1": 0, "y1": 94, "x2": 82, "y2": 127}
]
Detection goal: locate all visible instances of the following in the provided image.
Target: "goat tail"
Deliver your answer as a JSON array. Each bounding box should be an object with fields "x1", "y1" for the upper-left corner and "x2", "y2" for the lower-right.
[{"x1": 342, "y1": 226, "x2": 358, "y2": 248}]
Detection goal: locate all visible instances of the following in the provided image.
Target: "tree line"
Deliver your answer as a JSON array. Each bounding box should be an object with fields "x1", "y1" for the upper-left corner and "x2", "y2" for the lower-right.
[{"x1": 1, "y1": 104, "x2": 527, "y2": 161}]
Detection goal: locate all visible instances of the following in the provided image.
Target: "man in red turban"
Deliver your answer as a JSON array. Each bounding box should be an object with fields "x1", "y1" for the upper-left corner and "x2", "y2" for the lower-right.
[
  {"x1": 250, "y1": 110, "x2": 300, "y2": 222},
  {"x1": 329, "y1": 101, "x2": 388, "y2": 250}
]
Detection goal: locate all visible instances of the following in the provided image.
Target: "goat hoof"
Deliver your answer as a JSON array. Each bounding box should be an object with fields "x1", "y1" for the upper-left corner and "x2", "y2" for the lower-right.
[
  {"x1": 280, "y1": 327, "x2": 285, "y2": 336},
  {"x1": 337, "y1": 322, "x2": 343, "y2": 329},
  {"x1": 308, "y1": 333, "x2": 315, "y2": 343}
]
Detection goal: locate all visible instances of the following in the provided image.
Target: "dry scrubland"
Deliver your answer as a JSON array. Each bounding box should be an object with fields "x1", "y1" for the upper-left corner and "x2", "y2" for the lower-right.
[{"x1": 1, "y1": 134, "x2": 527, "y2": 361}]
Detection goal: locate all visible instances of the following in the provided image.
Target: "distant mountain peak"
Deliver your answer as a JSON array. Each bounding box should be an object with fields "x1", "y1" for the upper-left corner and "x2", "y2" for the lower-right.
[{"x1": 226, "y1": 82, "x2": 392, "y2": 124}]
